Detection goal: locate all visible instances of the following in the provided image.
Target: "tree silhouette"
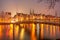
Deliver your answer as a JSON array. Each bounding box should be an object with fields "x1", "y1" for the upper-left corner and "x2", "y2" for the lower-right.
[{"x1": 37, "y1": 0, "x2": 60, "y2": 9}]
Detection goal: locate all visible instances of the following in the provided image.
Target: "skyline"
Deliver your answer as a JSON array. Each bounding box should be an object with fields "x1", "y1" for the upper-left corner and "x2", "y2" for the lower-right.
[
  {"x1": 0, "y1": 0, "x2": 60, "y2": 17},
  {"x1": 0, "y1": 0, "x2": 60, "y2": 40}
]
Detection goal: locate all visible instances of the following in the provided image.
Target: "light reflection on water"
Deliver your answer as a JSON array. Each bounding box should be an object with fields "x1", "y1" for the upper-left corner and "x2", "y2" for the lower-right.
[
  {"x1": 40, "y1": 24, "x2": 60, "y2": 39},
  {"x1": 20, "y1": 28, "x2": 25, "y2": 40},
  {"x1": 40, "y1": 24, "x2": 44, "y2": 39},
  {"x1": 31, "y1": 23, "x2": 36, "y2": 40},
  {"x1": 0, "y1": 25, "x2": 2, "y2": 39},
  {"x1": 0, "y1": 25, "x2": 13, "y2": 40},
  {"x1": 0, "y1": 24, "x2": 60, "y2": 40},
  {"x1": 14, "y1": 25, "x2": 19, "y2": 37},
  {"x1": 9, "y1": 24, "x2": 13, "y2": 39},
  {"x1": 50, "y1": 25, "x2": 53, "y2": 38},
  {"x1": 53, "y1": 25, "x2": 56, "y2": 39}
]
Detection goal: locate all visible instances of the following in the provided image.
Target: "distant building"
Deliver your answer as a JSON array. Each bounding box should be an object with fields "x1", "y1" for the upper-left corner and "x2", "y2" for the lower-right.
[
  {"x1": 0, "y1": 11, "x2": 11, "y2": 23},
  {"x1": 13, "y1": 12, "x2": 60, "y2": 23},
  {"x1": 4, "y1": 12, "x2": 11, "y2": 23}
]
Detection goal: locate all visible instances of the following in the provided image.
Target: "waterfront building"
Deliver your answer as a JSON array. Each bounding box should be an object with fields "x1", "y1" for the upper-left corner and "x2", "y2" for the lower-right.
[
  {"x1": 6, "y1": 13, "x2": 60, "y2": 39},
  {"x1": 0, "y1": 11, "x2": 11, "y2": 23}
]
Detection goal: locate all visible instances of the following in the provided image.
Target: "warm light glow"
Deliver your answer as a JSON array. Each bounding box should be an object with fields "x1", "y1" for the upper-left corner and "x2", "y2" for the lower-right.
[
  {"x1": 40, "y1": 16, "x2": 43, "y2": 19},
  {"x1": 20, "y1": 17, "x2": 24, "y2": 21},
  {"x1": 15, "y1": 25, "x2": 19, "y2": 37},
  {"x1": 46, "y1": 25, "x2": 48, "y2": 31},
  {"x1": 16, "y1": 19, "x2": 18, "y2": 22},
  {"x1": 20, "y1": 24, "x2": 24, "y2": 28},
  {"x1": 46, "y1": 24, "x2": 49, "y2": 37},
  {"x1": 53, "y1": 25, "x2": 56, "y2": 38},
  {"x1": 31, "y1": 23, "x2": 35, "y2": 35},
  {"x1": 11, "y1": 20, "x2": 15, "y2": 23},
  {"x1": 26, "y1": 17, "x2": 29, "y2": 20},
  {"x1": 31, "y1": 23, "x2": 36, "y2": 40},
  {"x1": 56, "y1": 26, "x2": 60, "y2": 36},
  {"x1": 9, "y1": 24, "x2": 13, "y2": 38},
  {"x1": 0, "y1": 18, "x2": 2, "y2": 22},
  {"x1": 20, "y1": 28, "x2": 25, "y2": 40},
  {"x1": 40, "y1": 24, "x2": 44, "y2": 39},
  {"x1": 50, "y1": 25, "x2": 53, "y2": 38},
  {"x1": 33, "y1": 16, "x2": 35, "y2": 19},
  {"x1": 10, "y1": 24, "x2": 13, "y2": 29},
  {"x1": 14, "y1": 18, "x2": 18, "y2": 22}
]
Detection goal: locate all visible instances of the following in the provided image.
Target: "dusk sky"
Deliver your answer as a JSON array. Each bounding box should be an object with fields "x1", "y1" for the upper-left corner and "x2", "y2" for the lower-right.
[{"x1": 0, "y1": 0, "x2": 60, "y2": 17}]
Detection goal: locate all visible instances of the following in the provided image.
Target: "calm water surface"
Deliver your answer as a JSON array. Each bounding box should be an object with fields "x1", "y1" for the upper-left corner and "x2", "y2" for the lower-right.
[{"x1": 0, "y1": 24, "x2": 60, "y2": 40}]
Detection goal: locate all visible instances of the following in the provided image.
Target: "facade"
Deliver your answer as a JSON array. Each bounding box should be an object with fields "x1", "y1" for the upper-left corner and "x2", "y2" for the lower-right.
[
  {"x1": 0, "y1": 11, "x2": 60, "y2": 39},
  {"x1": 0, "y1": 11, "x2": 60, "y2": 23},
  {"x1": 13, "y1": 13, "x2": 60, "y2": 23},
  {"x1": 0, "y1": 11, "x2": 11, "y2": 23}
]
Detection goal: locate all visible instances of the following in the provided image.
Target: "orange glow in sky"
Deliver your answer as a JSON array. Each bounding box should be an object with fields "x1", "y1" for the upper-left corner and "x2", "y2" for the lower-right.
[{"x1": 0, "y1": 0, "x2": 60, "y2": 17}]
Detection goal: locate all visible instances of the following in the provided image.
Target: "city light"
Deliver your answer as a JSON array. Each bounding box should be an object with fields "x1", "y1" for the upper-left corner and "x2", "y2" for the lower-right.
[
  {"x1": 0, "y1": 0, "x2": 60, "y2": 40},
  {"x1": 11, "y1": 20, "x2": 15, "y2": 23},
  {"x1": 0, "y1": 11, "x2": 60, "y2": 40},
  {"x1": 20, "y1": 28, "x2": 25, "y2": 40}
]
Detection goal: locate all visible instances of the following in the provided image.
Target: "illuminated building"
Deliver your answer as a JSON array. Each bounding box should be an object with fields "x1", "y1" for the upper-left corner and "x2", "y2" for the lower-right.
[
  {"x1": 0, "y1": 11, "x2": 60, "y2": 39},
  {"x1": 13, "y1": 12, "x2": 60, "y2": 23},
  {"x1": 13, "y1": 12, "x2": 60, "y2": 39},
  {"x1": 0, "y1": 11, "x2": 11, "y2": 23}
]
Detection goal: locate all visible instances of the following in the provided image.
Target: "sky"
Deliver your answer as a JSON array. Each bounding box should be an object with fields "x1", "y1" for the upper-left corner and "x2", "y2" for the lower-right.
[{"x1": 0, "y1": 0, "x2": 60, "y2": 17}]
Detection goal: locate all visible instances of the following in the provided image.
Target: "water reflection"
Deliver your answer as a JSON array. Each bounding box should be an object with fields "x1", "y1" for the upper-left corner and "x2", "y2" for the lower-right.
[
  {"x1": 40, "y1": 24, "x2": 44, "y2": 39},
  {"x1": 40, "y1": 24, "x2": 60, "y2": 39},
  {"x1": 9, "y1": 24, "x2": 13, "y2": 39},
  {"x1": 50, "y1": 25, "x2": 53, "y2": 39},
  {"x1": 20, "y1": 28, "x2": 25, "y2": 40},
  {"x1": 46, "y1": 24, "x2": 49, "y2": 37},
  {"x1": 53, "y1": 25, "x2": 56, "y2": 39},
  {"x1": 15, "y1": 25, "x2": 19, "y2": 37},
  {"x1": 0, "y1": 24, "x2": 60, "y2": 40},
  {"x1": 0, "y1": 25, "x2": 2, "y2": 39},
  {"x1": 31, "y1": 23, "x2": 36, "y2": 40}
]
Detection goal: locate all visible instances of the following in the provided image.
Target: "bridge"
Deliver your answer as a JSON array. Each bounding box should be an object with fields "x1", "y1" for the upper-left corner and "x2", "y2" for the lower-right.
[{"x1": 0, "y1": 19, "x2": 60, "y2": 26}]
